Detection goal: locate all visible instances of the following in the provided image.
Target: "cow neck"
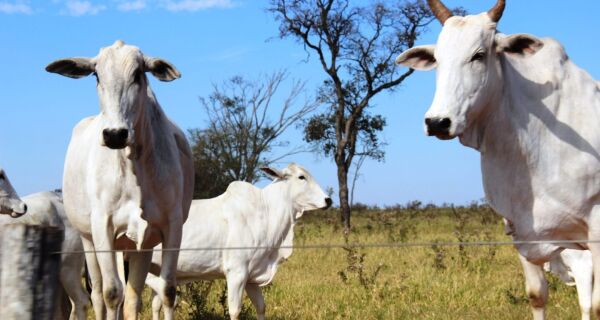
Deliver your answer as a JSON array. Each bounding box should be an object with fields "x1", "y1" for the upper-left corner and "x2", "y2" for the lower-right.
[
  {"x1": 133, "y1": 87, "x2": 165, "y2": 162},
  {"x1": 261, "y1": 181, "x2": 295, "y2": 246}
]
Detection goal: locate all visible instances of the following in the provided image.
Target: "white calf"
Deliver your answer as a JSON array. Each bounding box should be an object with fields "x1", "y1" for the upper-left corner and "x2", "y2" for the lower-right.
[{"x1": 147, "y1": 164, "x2": 331, "y2": 320}]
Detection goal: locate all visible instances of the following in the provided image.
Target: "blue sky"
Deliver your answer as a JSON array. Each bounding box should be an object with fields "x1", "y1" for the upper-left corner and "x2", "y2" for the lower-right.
[{"x1": 1, "y1": 0, "x2": 599, "y2": 206}]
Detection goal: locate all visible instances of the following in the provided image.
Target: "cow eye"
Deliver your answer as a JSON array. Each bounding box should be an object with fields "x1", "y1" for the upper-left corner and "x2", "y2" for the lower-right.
[
  {"x1": 133, "y1": 70, "x2": 143, "y2": 84},
  {"x1": 299, "y1": 175, "x2": 306, "y2": 180},
  {"x1": 471, "y1": 52, "x2": 485, "y2": 62}
]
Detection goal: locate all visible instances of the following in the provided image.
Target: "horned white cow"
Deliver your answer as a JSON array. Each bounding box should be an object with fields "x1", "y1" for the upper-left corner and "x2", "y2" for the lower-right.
[
  {"x1": 146, "y1": 164, "x2": 332, "y2": 320},
  {"x1": 46, "y1": 40, "x2": 194, "y2": 320},
  {"x1": 0, "y1": 190, "x2": 89, "y2": 320},
  {"x1": 0, "y1": 167, "x2": 27, "y2": 217},
  {"x1": 396, "y1": 0, "x2": 600, "y2": 318}
]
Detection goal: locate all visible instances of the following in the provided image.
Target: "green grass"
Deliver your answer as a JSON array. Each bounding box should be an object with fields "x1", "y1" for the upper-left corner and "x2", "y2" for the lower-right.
[{"x1": 94, "y1": 204, "x2": 584, "y2": 319}]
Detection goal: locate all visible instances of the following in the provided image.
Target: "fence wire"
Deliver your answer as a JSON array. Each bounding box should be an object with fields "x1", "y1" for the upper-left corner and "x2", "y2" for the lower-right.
[{"x1": 51, "y1": 239, "x2": 595, "y2": 255}]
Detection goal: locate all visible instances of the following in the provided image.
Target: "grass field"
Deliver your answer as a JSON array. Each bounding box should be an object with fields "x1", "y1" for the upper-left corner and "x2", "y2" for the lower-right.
[{"x1": 98, "y1": 203, "x2": 583, "y2": 319}]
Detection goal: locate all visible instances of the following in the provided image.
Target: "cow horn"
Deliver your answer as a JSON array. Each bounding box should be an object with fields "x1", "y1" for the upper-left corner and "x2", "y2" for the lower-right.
[
  {"x1": 427, "y1": 0, "x2": 453, "y2": 25},
  {"x1": 488, "y1": 0, "x2": 506, "y2": 23}
]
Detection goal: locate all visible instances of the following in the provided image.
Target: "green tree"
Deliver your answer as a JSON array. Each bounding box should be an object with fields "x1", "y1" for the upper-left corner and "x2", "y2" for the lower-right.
[
  {"x1": 189, "y1": 71, "x2": 318, "y2": 198},
  {"x1": 270, "y1": 0, "x2": 442, "y2": 231}
]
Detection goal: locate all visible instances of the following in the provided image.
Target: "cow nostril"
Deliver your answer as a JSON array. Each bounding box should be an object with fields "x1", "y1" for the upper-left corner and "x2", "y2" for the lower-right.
[
  {"x1": 23, "y1": 203, "x2": 27, "y2": 213},
  {"x1": 440, "y1": 118, "x2": 451, "y2": 129},
  {"x1": 425, "y1": 118, "x2": 433, "y2": 126},
  {"x1": 117, "y1": 129, "x2": 128, "y2": 141}
]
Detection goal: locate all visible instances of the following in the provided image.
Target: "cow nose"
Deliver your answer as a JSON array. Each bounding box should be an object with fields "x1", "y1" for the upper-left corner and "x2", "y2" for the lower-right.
[
  {"x1": 325, "y1": 197, "x2": 333, "y2": 209},
  {"x1": 425, "y1": 117, "x2": 451, "y2": 136},
  {"x1": 103, "y1": 128, "x2": 129, "y2": 149}
]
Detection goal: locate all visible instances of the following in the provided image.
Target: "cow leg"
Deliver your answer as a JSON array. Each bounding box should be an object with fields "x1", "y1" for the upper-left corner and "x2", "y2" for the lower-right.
[
  {"x1": 518, "y1": 254, "x2": 548, "y2": 320},
  {"x1": 123, "y1": 251, "x2": 152, "y2": 320},
  {"x1": 157, "y1": 214, "x2": 184, "y2": 320},
  {"x1": 226, "y1": 269, "x2": 249, "y2": 320},
  {"x1": 570, "y1": 258, "x2": 592, "y2": 320},
  {"x1": 587, "y1": 241, "x2": 600, "y2": 318},
  {"x1": 245, "y1": 283, "x2": 265, "y2": 320},
  {"x1": 82, "y1": 236, "x2": 106, "y2": 320},
  {"x1": 61, "y1": 250, "x2": 90, "y2": 320},
  {"x1": 91, "y1": 216, "x2": 123, "y2": 320},
  {"x1": 150, "y1": 290, "x2": 163, "y2": 320}
]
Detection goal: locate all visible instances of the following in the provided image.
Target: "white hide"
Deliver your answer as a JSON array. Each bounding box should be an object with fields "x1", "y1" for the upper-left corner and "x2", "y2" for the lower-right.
[
  {"x1": 397, "y1": 2, "x2": 600, "y2": 318},
  {"x1": 47, "y1": 40, "x2": 194, "y2": 320},
  {"x1": 0, "y1": 191, "x2": 89, "y2": 320},
  {"x1": 543, "y1": 250, "x2": 593, "y2": 320},
  {"x1": 0, "y1": 167, "x2": 27, "y2": 217},
  {"x1": 146, "y1": 164, "x2": 331, "y2": 320}
]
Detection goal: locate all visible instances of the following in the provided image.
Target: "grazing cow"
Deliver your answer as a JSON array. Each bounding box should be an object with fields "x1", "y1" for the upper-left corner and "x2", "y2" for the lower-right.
[
  {"x1": 543, "y1": 250, "x2": 592, "y2": 320},
  {"x1": 46, "y1": 40, "x2": 194, "y2": 320},
  {"x1": 396, "y1": 0, "x2": 600, "y2": 318},
  {"x1": 0, "y1": 190, "x2": 89, "y2": 320},
  {"x1": 0, "y1": 167, "x2": 27, "y2": 217},
  {"x1": 146, "y1": 164, "x2": 332, "y2": 320}
]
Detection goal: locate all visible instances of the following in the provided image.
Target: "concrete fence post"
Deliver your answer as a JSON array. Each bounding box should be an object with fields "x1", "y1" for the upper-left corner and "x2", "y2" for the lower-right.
[{"x1": 0, "y1": 224, "x2": 64, "y2": 320}]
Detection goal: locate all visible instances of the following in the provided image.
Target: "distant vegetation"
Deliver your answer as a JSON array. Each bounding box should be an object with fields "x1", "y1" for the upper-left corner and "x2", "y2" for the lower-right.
[{"x1": 117, "y1": 203, "x2": 582, "y2": 319}]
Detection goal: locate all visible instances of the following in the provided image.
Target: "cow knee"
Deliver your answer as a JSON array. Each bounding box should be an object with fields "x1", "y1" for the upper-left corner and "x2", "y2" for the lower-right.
[
  {"x1": 527, "y1": 287, "x2": 548, "y2": 309},
  {"x1": 103, "y1": 284, "x2": 123, "y2": 309},
  {"x1": 162, "y1": 285, "x2": 177, "y2": 307}
]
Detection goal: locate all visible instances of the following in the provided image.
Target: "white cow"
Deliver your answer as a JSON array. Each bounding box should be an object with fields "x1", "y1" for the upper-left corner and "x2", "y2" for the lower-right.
[
  {"x1": 397, "y1": 0, "x2": 600, "y2": 318},
  {"x1": 46, "y1": 40, "x2": 194, "y2": 320},
  {"x1": 0, "y1": 189, "x2": 89, "y2": 320},
  {"x1": 0, "y1": 167, "x2": 27, "y2": 217},
  {"x1": 146, "y1": 164, "x2": 332, "y2": 320}
]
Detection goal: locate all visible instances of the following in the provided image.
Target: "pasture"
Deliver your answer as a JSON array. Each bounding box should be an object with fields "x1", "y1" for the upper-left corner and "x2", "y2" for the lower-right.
[{"x1": 122, "y1": 204, "x2": 581, "y2": 319}]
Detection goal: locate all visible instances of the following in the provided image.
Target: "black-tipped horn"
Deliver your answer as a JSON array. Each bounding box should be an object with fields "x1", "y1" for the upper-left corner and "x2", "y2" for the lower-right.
[
  {"x1": 488, "y1": 0, "x2": 506, "y2": 23},
  {"x1": 427, "y1": 0, "x2": 453, "y2": 25}
]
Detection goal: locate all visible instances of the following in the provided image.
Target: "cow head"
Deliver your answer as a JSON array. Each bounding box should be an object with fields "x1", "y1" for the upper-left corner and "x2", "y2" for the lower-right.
[
  {"x1": 0, "y1": 168, "x2": 27, "y2": 218},
  {"x1": 46, "y1": 40, "x2": 181, "y2": 149},
  {"x1": 261, "y1": 163, "x2": 332, "y2": 217},
  {"x1": 396, "y1": 0, "x2": 543, "y2": 139}
]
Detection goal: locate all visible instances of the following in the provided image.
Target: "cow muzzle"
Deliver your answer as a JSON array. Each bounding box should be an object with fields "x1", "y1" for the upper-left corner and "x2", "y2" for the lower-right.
[
  {"x1": 102, "y1": 128, "x2": 129, "y2": 149},
  {"x1": 425, "y1": 117, "x2": 453, "y2": 139}
]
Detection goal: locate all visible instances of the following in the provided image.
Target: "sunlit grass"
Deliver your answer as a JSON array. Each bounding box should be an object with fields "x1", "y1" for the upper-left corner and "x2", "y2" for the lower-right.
[{"x1": 89, "y1": 204, "x2": 583, "y2": 319}]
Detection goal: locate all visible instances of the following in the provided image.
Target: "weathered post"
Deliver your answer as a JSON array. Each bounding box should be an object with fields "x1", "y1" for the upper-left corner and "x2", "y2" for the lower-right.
[{"x1": 0, "y1": 224, "x2": 63, "y2": 320}]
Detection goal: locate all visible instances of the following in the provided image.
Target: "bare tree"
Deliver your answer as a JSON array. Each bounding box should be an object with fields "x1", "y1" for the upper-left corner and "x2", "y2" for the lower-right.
[
  {"x1": 189, "y1": 71, "x2": 318, "y2": 198},
  {"x1": 270, "y1": 0, "x2": 451, "y2": 231}
]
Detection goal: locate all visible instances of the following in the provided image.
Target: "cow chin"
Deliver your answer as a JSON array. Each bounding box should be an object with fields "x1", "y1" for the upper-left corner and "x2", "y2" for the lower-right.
[{"x1": 433, "y1": 133, "x2": 456, "y2": 141}]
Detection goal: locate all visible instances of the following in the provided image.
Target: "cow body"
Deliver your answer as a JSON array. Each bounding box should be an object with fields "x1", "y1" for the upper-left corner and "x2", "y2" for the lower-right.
[
  {"x1": 0, "y1": 191, "x2": 89, "y2": 320},
  {"x1": 47, "y1": 41, "x2": 194, "y2": 320},
  {"x1": 396, "y1": 0, "x2": 600, "y2": 318},
  {"x1": 147, "y1": 164, "x2": 331, "y2": 320}
]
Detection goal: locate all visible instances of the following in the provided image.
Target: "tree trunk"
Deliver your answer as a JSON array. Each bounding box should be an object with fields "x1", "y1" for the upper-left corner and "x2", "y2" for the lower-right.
[{"x1": 336, "y1": 157, "x2": 351, "y2": 233}]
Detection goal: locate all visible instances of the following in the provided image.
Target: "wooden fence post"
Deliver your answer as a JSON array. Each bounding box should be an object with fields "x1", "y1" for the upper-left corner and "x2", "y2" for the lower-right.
[{"x1": 0, "y1": 224, "x2": 64, "y2": 320}]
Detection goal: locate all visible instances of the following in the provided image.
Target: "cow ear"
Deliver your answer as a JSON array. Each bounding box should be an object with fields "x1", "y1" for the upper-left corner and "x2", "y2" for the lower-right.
[
  {"x1": 144, "y1": 57, "x2": 181, "y2": 82},
  {"x1": 45, "y1": 58, "x2": 95, "y2": 79},
  {"x1": 260, "y1": 167, "x2": 285, "y2": 180},
  {"x1": 395, "y1": 45, "x2": 437, "y2": 71},
  {"x1": 497, "y1": 34, "x2": 544, "y2": 56}
]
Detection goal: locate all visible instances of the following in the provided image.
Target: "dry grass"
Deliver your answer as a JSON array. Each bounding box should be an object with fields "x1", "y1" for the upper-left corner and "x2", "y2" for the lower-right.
[{"x1": 90, "y1": 204, "x2": 583, "y2": 319}]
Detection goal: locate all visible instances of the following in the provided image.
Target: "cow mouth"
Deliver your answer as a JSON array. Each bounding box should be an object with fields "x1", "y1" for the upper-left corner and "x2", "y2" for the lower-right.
[
  {"x1": 428, "y1": 132, "x2": 455, "y2": 140},
  {"x1": 10, "y1": 210, "x2": 26, "y2": 218}
]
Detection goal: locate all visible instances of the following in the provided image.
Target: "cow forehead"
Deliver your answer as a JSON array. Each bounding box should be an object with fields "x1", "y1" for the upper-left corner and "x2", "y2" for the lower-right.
[
  {"x1": 437, "y1": 14, "x2": 497, "y2": 55},
  {"x1": 96, "y1": 41, "x2": 144, "y2": 76}
]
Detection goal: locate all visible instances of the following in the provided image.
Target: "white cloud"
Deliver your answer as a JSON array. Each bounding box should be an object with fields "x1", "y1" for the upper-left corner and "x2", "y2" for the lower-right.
[
  {"x1": 62, "y1": 0, "x2": 106, "y2": 16},
  {"x1": 117, "y1": 0, "x2": 146, "y2": 12},
  {"x1": 161, "y1": 0, "x2": 235, "y2": 12},
  {"x1": 0, "y1": 1, "x2": 32, "y2": 14}
]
